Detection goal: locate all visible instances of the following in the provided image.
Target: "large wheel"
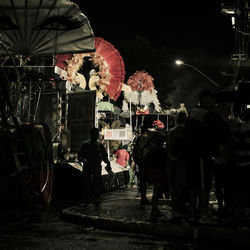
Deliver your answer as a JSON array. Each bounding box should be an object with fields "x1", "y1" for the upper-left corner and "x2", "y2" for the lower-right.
[{"x1": 18, "y1": 123, "x2": 54, "y2": 207}]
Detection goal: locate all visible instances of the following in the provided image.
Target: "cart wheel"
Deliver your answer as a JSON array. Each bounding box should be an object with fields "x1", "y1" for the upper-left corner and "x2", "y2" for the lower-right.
[{"x1": 19, "y1": 123, "x2": 54, "y2": 207}]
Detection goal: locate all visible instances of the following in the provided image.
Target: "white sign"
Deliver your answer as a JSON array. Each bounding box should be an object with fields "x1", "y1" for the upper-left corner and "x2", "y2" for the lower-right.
[{"x1": 104, "y1": 129, "x2": 133, "y2": 141}]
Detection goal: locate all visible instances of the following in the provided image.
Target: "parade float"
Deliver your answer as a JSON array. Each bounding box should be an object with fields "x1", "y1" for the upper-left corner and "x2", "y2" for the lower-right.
[
  {"x1": 120, "y1": 70, "x2": 171, "y2": 131},
  {"x1": 55, "y1": 36, "x2": 128, "y2": 145},
  {"x1": 54, "y1": 37, "x2": 130, "y2": 194},
  {"x1": 0, "y1": 0, "x2": 128, "y2": 208},
  {"x1": 122, "y1": 70, "x2": 161, "y2": 114},
  {"x1": 55, "y1": 37, "x2": 125, "y2": 102}
]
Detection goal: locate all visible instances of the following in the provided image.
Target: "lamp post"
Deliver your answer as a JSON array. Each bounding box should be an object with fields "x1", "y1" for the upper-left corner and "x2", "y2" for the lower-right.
[{"x1": 175, "y1": 60, "x2": 220, "y2": 88}]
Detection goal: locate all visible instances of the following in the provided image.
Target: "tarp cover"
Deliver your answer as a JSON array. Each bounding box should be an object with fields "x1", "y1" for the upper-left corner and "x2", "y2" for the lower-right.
[{"x1": 0, "y1": 0, "x2": 95, "y2": 55}]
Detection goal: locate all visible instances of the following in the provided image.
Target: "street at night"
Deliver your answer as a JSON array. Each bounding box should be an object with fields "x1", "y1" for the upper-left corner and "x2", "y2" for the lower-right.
[
  {"x1": 1, "y1": 0, "x2": 250, "y2": 249},
  {"x1": 1, "y1": 186, "x2": 249, "y2": 249}
]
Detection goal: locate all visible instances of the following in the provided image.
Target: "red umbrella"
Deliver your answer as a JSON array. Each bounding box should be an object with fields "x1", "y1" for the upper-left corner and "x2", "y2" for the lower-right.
[
  {"x1": 94, "y1": 37, "x2": 125, "y2": 101},
  {"x1": 55, "y1": 37, "x2": 125, "y2": 101}
]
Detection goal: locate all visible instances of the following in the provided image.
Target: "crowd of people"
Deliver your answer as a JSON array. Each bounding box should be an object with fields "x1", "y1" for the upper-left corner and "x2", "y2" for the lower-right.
[
  {"x1": 78, "y1": 89, "x2": 250, "y2": 224},
  {"x1": 167, "y1": 89, "x2": 233, "y2": 224}
]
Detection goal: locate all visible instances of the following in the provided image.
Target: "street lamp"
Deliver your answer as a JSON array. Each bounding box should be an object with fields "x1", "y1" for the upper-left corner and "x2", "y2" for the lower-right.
[{"x1": 175, "y1": 59, "x2": 220, "y2": 88}]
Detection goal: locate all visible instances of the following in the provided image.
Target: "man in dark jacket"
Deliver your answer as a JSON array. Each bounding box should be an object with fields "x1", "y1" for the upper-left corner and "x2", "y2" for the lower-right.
[
  {"x1": 187, "y1": 89, "x2": 231, "y2": 224},
  {"x1": 78, "y1": 127, "x2": 111, "y2": 207}
]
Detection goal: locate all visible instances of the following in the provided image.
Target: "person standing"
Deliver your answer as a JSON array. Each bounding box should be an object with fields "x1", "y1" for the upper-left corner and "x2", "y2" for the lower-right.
[
  {"x1": 115, "y1": 144, "x2": 135, "y2": 186},
  {"x1": 167, "y1": 111, "x2": 189, "y2": 218},
  {"x1": 132, "y1": 126, "x2": 151, "y2": 206},
  {"x1": 78, "y1": 127, "x2": 111, "y2": 207},
  {"x1": 234, "y1": 109, "x2": 250, "y2": 216},
  {"x1": 186, "y1": 89, "x2": 231, "y2": 224},
  {"x1": 148, "y1": 141, "x2": 168, "y2": 217},
  {"x1": 115, "y1": 145, "x2": 130, "y2": 168}
]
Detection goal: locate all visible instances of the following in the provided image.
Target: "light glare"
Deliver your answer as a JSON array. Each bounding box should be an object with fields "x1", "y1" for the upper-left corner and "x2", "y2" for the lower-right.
[{"x1": 175, "y1": 60, "x2": 184, "y2": 65}]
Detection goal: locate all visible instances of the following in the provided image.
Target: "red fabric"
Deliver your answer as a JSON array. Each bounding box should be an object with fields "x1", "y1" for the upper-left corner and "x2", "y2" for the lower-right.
[
  {"x1": 55, "y1": 54, "x2": 73, "y2": 70},
  {"x1": 127, "y1": 70, "x2": 154, "y2": 92},
  {"x1": 95, "y1": 37, "x2": 125, "y2": 101},
  {"x1": 152, "y1": 120, "x2": 165, "y2": 129},
  {"x1": 136, "y1": 110, "x2": 150, "y2": 115},
  {"x1": 115, "y1": 149, "x2": 129, "y2": 167},
  {"x1": 55, "y1": 38, "x2": 125, "y2": 101}
]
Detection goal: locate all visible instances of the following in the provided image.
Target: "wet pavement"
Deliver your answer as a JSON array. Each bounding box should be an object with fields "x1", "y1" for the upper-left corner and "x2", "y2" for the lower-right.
[
  {"x1": 1, "y1": 186, "x2": 250, "y2": 249},
  {"x1": 61, "y1": 186, "x2": 250, "y2": 248}
]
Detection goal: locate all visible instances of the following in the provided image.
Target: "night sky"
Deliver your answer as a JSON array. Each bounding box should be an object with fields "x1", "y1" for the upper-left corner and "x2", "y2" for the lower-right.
[
  {"x1": 75, "y1": 1, "x2": 234, "y2": 58},
  {"x1": 74, "y1": 0, "x2": 236, "y2": 108}
]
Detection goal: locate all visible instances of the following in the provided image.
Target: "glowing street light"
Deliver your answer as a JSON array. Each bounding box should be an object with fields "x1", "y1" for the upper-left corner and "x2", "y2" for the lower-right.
[
  {"x1": 175, "y1": 59, "x2": 184, "y2": 65},
  {"x1": 175, "y1": 59, "x2": 220, "y2": 88}
]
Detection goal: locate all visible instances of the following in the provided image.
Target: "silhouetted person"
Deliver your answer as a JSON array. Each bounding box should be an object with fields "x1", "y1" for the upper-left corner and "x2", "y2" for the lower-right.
[
  {"x1": 168, "y1": 111, "x2": 189, "y2": 217},
  {"x1": 186, "y1": 89, "x2": 231, "y2": 224},
  {"x1": 234, "y1": 109, "x2": 250, "y2": 217},
  {"x1": 132, "y1": 125, "x2": 151, "y2": 206},
  {"x1": 78, "y1": 127, "x2": 111, "y2": 207},
  {"x1": 148, "y1": 140, "x2": 167, "y2": 217}
]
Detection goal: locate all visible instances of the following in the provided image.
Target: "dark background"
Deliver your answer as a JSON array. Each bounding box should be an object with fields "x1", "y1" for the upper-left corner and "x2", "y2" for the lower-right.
[{"x1": 73, "y1": 0, "x2": 236, "y2": 109}]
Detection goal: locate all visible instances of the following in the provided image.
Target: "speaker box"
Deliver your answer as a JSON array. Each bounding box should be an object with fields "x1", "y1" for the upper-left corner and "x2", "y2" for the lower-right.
[{"x1": 68, "y1": 91, "x2": 96, "y2": 153}]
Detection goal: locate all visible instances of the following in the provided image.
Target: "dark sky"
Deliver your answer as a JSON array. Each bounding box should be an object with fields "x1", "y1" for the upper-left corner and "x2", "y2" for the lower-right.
[
  {"x1": 73, "y1": 0, "x2": 236, "y2": 108},
  {"x1": 75, "y1": 1, "x2": 234, "y2": 53},
  {"x1": 74, "y1": 0, "x2": 236, "y2": 72}
]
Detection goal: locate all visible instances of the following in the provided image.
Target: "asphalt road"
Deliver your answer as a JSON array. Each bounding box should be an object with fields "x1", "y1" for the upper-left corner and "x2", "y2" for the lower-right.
[
  {"x1": 0, "y1": 207, "x2": 222, "y2": 250},
  {"x1": 0, "y1": 186, "x2": 235, "y2": 250}
]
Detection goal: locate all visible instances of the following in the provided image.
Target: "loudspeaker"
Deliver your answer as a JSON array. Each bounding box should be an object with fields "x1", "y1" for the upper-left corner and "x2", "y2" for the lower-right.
[{"x1": 68, "y1": 91, "x2": 96, "y2": 153}]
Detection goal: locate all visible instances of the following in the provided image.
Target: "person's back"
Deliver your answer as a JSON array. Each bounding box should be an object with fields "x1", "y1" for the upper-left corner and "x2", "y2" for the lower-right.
[
  {"x1": 188, "y1": 90, "x2": 231, "y2": 159},
  {"x1": 187, "y1": 106, "x2": 210, "y2": 158},
  {"x1": 132, "y1": 127, "x2": 165, "y2": 206},
  {"x1": 116, "y1": 148, "x2": 129, "y2": 167},
  {"x1": 78, "y1": 127, "x2": 110, "y2": 206},
  {"x1": 79, "y1": 139, "x2": 107, "y2": 173},
  {"x1": 168, "y1": 123, "x2": 187, "y2": 161},
  {"x1": 167, "y1": 111, "x2": 189, "y2": 216},
  {"x1": 185, "y1": 90, "x2": 230, "y2": 223},
  {"x1": 132, "y1": 130, "x2": 154, "y2": 165}
]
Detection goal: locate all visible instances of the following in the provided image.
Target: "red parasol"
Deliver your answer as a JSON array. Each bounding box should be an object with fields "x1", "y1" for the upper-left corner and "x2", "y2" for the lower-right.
[
  {"x1": 55, "y1": 37, "x2": 125, "y2": 101},
  {"x1": 94, "y1": 37, "x2": 125, "y2": 101},
  {"x1": 127, "y1": 70, "x2": 154, "y2": 92}
]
